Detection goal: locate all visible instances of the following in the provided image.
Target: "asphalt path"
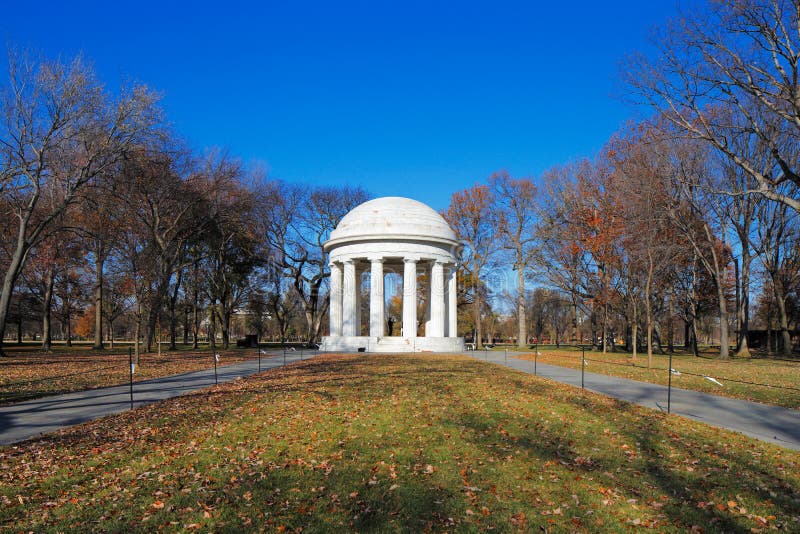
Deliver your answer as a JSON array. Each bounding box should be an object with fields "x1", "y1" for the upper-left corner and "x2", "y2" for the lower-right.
[
  {"x1": 0, "y1": 350, "x2": 314, "y2": 446},
  {"x1": 466, "y1": 349, "x2": 800, "y2": 451},
  {"x1": 2, "y1": 349, "x2": 798, "y2": 451}
]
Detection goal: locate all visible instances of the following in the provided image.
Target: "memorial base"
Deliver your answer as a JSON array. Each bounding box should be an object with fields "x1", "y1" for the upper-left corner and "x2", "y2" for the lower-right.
[{"x1": 320, "y1": 336, "x2": 465, "y2": 353}]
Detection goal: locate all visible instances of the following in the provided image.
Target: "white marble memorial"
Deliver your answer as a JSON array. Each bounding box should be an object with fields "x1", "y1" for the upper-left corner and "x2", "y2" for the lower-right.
[{"x1": 320, "y1": 197, "x2": 465, "y2": 353}]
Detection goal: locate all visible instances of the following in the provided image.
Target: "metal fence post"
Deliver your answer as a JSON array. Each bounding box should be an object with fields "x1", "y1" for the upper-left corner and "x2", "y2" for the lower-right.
[
  {"x1": 534, "y1": 349, "x2": 537, "y2": 376},
  {"x1": 128, "y1": 347, "x2": 134, "y2": 410},
  {"x1": 668, "y1": 351, "x2": 673, "y2": 414},
  {"x1": 214, "y1": 353, "x2": 218, "y2": 385},
  {"x1": 581, "y1": 345, "x2": 585, "y2": 389}
]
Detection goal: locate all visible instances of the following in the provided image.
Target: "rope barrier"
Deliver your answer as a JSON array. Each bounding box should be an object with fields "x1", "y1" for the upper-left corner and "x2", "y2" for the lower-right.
[
  {"x1": 521, "y1": 346, "x2": 800, "y2": 394},
  {"x1": 0, "y1": 348, "x2": 274, "y2": 392}
]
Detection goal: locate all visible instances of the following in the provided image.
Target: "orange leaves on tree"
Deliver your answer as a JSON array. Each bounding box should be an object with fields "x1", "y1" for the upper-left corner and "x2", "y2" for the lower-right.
[{"x1": 74, "y1": 305, "x2": 95, "y2": 338}]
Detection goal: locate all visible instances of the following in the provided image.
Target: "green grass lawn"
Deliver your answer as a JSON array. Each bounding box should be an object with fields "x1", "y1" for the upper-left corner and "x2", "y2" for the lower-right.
[
  {"x1": 1, "y1": 353, "x2": 798, "y2": 532},
  {"x1": 513, "y1": 347, "x2": 800, "y2": 409},
  {"x1": 0, "y1": 346, "x2": 271, "y2": 405}
]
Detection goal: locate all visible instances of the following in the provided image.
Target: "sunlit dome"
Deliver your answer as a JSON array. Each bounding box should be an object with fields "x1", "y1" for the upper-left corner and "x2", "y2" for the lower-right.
[{"x1": 324, "y1": 197, "x2": 459, "y2": 250}]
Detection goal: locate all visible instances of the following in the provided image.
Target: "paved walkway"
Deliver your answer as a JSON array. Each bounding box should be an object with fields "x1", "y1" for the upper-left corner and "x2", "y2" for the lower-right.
[
  {"x1": 0, "y1": 350, "x2": 314, "y2": 445},
  {"x1": 466, "y1": 350, "x2": 800, "y2": 450},
  {"x1": 2, "y1": 349, "x2": 798, "y2": 451}
]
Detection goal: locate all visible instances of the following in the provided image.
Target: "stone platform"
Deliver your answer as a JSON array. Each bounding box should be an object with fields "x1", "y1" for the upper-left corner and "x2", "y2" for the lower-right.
[{"x1": 320, "y1": 336, "x2": 465, "y2": 353}]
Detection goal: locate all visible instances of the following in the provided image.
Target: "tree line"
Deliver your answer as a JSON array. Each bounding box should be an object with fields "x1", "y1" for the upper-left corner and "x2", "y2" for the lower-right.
[
  {"x1": 443, "y1": 1, "x2": 800, "y2": 360},
  {"x1": 3, "y1": 2, "x2": 799, "y2": 362},
  {"x1": 0, "y1": 49, "x2": 368, "y2": 360}
]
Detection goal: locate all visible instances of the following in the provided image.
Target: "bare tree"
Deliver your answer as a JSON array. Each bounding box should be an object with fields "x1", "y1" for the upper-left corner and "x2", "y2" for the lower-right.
[
  {"x1": 658, "y1": 137, "x2": 735, "y2": 359},
  {"x1": 200, "y1": 153, "x2": 261, "y2": 349},
  {"x1": 111, "y1": 143, "x2": 203, "y2": 359},
  {"x1": 73, "y1": 179, "x2": 123, "y2": 349},
  {"x1": 0, "y1": 50, "x2": 159, "y2": 355},
  {"x1": 490, "y1": 171, "x2": 538, "y2": 348},
  {"x1": 535, "y1": 163, "x2": 598, "y2": 346},
  {"x1": 628, "y1": 0, "x2": 800, "y2": 212},
  {"x1": 609, "y1": 127, "x2": 688, "y2": 366},
  {"x1": 259, "y1": 181, "x2": 368, "y2": 344},
  {"x1": 753, "y1": 185, "x2": 800, "y2": 355},
  {"x1": 443, "y1": 184, "x2": 498, "y2": 349}
]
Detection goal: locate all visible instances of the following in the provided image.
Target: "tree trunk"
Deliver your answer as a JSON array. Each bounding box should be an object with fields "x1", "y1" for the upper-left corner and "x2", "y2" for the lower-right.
[
  {"x1": 716, "y1": 276, "x2": 730, "y2": 359},
  {"x1": 145, "y1": 297, "x2": 163, "y2": 353},
  {"x1": 572, "y1": 297, "x2": 579, "y2": 344},
  {"x1": 16, "y1": 298, "x2": 23, "y2": 344},
  {"x1": 474, "y1": 287, "x2": 483, "y2": 349},
  {"x1": 41, "y1": 266, "x2": 56, "y2": 351},
  {"x1": 107, "y1": 318, "x2": 115, "y2": 349},
  {"x1": 145, "y1": 264, "x2": 174, "y2": 352},
  {"x1": 0, "y1": 227, "x2": 32, "y2": 356},
  {"x1": 134, "y1": 299, "x2": 141, "y2": 365},
  {"x1": 222, "y1": 307, "x2": 231, "y2": 349},
  {"x1": 631, "y1": 293, "x2": 639, "y2": 361},
  {"x1": 193, "y1": 259, "x2": 200, "y2": 349},
  {"x1": 773, "y1": 281, "x2": 792, "y2": 357},
  {"x1": 645, "y1": 251, "x2": 654, "y2": 367},
  {"x1": 684, "y1": 319, "x2": 690, "y2": 352},
  {"x1": 735, "y1": 251, "x2": 752, "y2": 357},
  {"x1": 299, "y1": 281, "x2": 321, "y2": 344},
  {"x1": 183, "y1": 304, "x2": 189, "y2": 345},
  {"x1": 766, "y1": 296, "x2": 773, "y2": 355},
  {"x1": 209, "y1": 298, "x2": 217, "y2": 355},
  {"x1": 93, "y1": 252, "x2": 105, "y2": 350},
  {"x1": 517, "y1": 265, "x2": 526, "y2": 348},
  {"x1": 666, "y1": 296, "x2": 674, "y2": 354},
  {"x1": 169, "y1": 270, "x2": 182, "y2": 350},
  {"x1": 65, "y1": 301, "x2": 72, "y2": 347}
]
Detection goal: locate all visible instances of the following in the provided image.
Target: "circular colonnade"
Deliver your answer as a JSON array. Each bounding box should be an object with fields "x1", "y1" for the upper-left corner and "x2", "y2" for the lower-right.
[{"x1": 320, "y1": 197, "x2": 465, "y2": 353}]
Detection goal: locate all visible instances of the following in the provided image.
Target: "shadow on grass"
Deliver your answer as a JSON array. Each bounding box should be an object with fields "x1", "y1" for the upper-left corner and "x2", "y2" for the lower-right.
[{"x1": 5, "y1": 353, "x2": 799, "y2": 532}]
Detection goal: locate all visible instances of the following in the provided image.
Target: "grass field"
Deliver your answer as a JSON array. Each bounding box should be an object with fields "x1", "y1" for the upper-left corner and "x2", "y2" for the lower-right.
[
  {"x1": 0, "y1": 345, "x2": 274, "y2": 405},
  {"x1": 1, "y1": 353, "x2": 797, "y2": 532},
  {"x1": 512, "y1": 347, "x2": 800, "y2": 409}
]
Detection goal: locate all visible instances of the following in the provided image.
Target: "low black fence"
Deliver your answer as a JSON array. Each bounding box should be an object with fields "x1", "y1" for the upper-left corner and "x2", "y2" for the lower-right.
[
  {"x1": 470, "y1": 344, "x2": 800, "y2": 413},
  {"x1": 0, "y1": 344, "x2": 321, "y2": 408}
]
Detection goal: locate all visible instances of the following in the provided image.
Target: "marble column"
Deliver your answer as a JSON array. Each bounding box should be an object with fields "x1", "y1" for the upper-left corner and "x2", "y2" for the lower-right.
[
  {"x1": 369, "y1": 258, "x2": 384, "y2": 337},
  {"x1": 342, "y1": 259, "x2": 357, "y2": 336},
  {"x1": 447, "y1": 265, "x2": 458, "y2": 337},
  {"x1": 402, "y1": 258, "x2": 417, "y2": 338},
  {"x1": 424, "y1": 262, "x2": 432, "y2": 335},
  {"x1": 430, "y1": 261, "x2": 445, "y2": 337},
  {"x1": 329, "y1": 262, "x2": 342, "y2": 337},
  {"x1": 355, "y1": 265, "x2": 363, "y2": 336}
]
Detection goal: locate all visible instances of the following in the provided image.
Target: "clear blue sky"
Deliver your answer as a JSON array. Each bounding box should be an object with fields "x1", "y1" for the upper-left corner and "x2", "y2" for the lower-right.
[{"x1": 1, "y1": 1, "x2": 695, "y2": 210}]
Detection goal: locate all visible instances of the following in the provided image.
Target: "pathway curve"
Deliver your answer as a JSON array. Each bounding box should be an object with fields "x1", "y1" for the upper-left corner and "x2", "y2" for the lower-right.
[
  {"x1": 0, "y1": 350, "x2": 314, "y2": 445},
  {"x1": 466, "y1": 350, "x2": 800, "y2": 450},
  {"x1": 2, "y1": 350, "x2": 798, "y2": 451}
]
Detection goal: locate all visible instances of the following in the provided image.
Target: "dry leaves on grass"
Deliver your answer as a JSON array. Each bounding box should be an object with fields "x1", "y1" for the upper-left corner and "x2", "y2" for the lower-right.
[
  {"x1": 0, "y1": 348, "x2": 265, "y2": 405},
  {"x1": 1, "y1": 353, "x2": 798, "y2": 532}
]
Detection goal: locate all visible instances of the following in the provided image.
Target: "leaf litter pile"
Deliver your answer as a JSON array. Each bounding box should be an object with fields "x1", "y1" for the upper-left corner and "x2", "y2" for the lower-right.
[{"x1": 1, "y1": 353, "x2": 798, "y2": 532}]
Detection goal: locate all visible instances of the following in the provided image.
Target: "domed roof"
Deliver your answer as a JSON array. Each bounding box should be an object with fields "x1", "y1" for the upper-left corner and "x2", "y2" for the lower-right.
[{"x1": 325, "y1": 197, "x2": 459, "y2": 250}]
